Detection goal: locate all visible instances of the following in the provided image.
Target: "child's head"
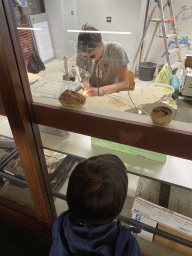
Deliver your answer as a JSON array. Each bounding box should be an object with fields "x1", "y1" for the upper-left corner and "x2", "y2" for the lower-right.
[{"x1": 67, "y1": 154, "x2": 128, "y2": 226}]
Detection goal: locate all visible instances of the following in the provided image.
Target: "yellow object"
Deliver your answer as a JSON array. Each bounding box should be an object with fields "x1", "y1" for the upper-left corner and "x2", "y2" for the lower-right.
[
  {"x1": 155, "y1": 63, "x2": 171, "y2": 85},
  {"x1": 159, "y1": 86, "x2": 172, "y2": 93},
  {"x1": 128, "y1": 70, "x2": 135, "y2": 91}
]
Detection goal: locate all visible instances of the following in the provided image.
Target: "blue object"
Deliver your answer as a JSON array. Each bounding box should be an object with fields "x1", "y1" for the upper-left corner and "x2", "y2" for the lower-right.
[
  {"x1": 49, "y1": 211, "x2": 141, "y2": 256},
  {"x1": 12, "y1": 0, "x2": 27, "y2": 7},
  {"x1": 171, "y1": 75, "x2": 180, "y2": 91},
  {"x1": 171, "y1": 75, "x2": 180, "y2": 99}
]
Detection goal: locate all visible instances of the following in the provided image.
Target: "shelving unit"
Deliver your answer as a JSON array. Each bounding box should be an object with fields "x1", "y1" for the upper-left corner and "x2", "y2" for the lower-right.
[{"x1": 0, "y1": 115, "x2": 191, "y2": 249}]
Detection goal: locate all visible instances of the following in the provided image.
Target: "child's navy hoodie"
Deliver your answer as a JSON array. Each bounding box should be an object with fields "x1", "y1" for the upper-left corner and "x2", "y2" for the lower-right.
[{"x1": 49, "y1": 211, "x2": 141, "y2": 255}]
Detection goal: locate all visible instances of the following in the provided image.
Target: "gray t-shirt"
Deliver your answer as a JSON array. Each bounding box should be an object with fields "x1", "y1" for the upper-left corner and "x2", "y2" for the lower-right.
[{"x1": 76, "y1": 41, "x2": 129, "y2": 87}]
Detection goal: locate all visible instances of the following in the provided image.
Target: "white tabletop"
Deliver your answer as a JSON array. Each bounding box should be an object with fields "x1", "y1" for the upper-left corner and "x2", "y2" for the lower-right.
[{"x1": 0, "y1": 116, "x2": 192, "y2": 191}]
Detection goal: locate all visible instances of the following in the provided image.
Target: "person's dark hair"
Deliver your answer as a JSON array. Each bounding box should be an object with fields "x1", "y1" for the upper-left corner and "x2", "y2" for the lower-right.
[
  {"x1": 66, "y1": 154, "x2": 128, "y2": 226},
  {"x1": 77, "y1": 23, "x2": 102, "y2": 53}
]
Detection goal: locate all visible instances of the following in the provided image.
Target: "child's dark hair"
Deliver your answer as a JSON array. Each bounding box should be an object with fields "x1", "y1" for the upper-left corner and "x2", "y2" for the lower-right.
[
  {"x1": 66, "y1": 154, "x2": 128, "y2": 226},
  {"x1": 77, "y1": 23, "x2": 102, "y2": 53}
]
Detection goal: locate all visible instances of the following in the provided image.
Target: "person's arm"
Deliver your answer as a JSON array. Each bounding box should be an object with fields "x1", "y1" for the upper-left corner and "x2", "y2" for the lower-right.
[{"x1": 87, "y1": 65, "x2": 129, "y2": 97}]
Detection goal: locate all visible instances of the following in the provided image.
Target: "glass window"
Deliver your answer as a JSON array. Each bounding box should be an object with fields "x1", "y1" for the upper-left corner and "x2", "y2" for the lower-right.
[
  {"x1": 5, "y1": 1, "x2": 192, "y2": 155},
  {"x1": 0, "y1": 115, "x2": 35, "y2": 216},
  {"x1": 2, "y1": 1, "x2": 191, "y2": 250},
  {"x1": 35, "y1": 127, "x2": 192, "y2": 215},
  {"x1": 10, "y1": 0, "x2": 191, "y2": 134}
]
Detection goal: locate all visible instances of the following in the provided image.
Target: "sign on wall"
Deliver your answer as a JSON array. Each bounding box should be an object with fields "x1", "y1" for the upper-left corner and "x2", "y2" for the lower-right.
[
  {"x1": 29, "y1": 13, "x2": 54, "y2": 64},
  {"x1": 12, "y1": 0, "x2": 27, "y2": 7}
]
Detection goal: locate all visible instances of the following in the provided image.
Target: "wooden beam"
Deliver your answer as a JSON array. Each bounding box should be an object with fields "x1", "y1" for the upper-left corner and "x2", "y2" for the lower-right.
[
  {"x1": 32, "y1": 102, "x2": 192, "y2": 161},
  {"x1": 0, "y1": 0, "x2": 56, "y2": 225}
]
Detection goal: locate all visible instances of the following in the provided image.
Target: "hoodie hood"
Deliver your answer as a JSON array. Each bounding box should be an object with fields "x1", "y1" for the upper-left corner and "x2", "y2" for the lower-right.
[{"x1": 49, "y1": 211, "x2": 141, "y2": 256}]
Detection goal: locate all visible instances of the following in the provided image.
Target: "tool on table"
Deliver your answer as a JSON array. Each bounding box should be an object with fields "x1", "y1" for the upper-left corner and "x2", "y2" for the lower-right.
[
  {"x1": 73, "y1": 84, "x2": 84, "y2": 93},
  {"x1": 63, "y1": 55, "x2": 96, "y2": 95},
  {"x1": 62, "y1": 56, "x2": 75, "y2": 81},
  {"x1": 131, "y1": 0, "x2": 182, "y2": 75},
  {"x1": 78, "y1": 55, "x2": 96, "y2": 89}
]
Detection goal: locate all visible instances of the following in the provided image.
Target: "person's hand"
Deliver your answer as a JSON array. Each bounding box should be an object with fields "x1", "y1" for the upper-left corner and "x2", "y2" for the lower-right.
[{"x1": 87, "y1": 87, "x2": 100, "y2": 97}]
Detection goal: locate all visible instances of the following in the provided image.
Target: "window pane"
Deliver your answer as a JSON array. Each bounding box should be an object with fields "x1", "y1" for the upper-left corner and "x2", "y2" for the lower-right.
[
  {"x1": 11, "y1": 0, "x2": 190, "y2": 133},
  {"x1": 0, "y1": 115, "x2": 35, "y2": 216},
  {"x1": 37, "y1": 128, "x2": 192, "y2": 215}
]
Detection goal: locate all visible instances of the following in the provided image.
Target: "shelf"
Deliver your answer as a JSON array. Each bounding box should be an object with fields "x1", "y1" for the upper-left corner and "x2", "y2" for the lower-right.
[
  {"x1": 41, "y1": 132, "x2": 192, "y2": 191},
  {"x1": 0, "y1": 116, "x2": 192, "y2": 191}
]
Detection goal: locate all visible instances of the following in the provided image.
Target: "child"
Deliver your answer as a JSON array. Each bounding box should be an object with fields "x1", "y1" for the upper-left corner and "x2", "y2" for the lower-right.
[{"x1": 49, "y1": 154, "x2": 141, "y2": 255}]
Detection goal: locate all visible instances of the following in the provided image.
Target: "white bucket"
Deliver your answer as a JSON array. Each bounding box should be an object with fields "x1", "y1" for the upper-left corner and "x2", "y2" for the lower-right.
[{"x1": 150, "y1": 83, "x2": 175, "y2": 99}]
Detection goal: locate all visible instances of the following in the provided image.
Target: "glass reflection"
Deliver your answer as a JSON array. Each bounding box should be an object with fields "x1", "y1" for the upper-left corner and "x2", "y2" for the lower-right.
[
  {"x1": 0, "y1": 116, "x2": 35, "y2": 215},
  {"x1": 11, "y1": 0, "x2": 192, "y2": 131},
  {"x1": 0, "y1": 115, "x2": 78, "y2": 216}
]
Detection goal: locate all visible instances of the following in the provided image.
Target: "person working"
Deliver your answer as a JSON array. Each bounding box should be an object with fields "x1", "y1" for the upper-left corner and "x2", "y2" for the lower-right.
[
  {"x1": 49, "y1": 154, "x2": 141, "y2": 256},
  {"x1": 77, "y1": 23, "x2": 130, "y2": 96}
]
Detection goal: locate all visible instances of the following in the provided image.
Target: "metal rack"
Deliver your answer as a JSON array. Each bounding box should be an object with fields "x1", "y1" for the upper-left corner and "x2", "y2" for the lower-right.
[{"x1": 0, "y1": 140, "x2": 77, "y2": 191}]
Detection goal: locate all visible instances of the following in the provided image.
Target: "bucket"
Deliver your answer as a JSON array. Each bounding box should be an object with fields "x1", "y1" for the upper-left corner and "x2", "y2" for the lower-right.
[
  {"x1": 158, "y1": 64, "x2": 164, "y2": 73},
  {"x1": 138, "y1": 62, "x2": 157, "y2": 81},
  {"x1": 158, "y1": 64, "x2": 178, "y2": 75}
]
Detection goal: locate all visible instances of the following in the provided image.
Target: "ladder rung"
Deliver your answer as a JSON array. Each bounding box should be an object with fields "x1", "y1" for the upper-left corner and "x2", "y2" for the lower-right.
[
  {"x1": 159, "y1": 34, "x2": 177, "y2": 39},
  {"x1": 169, "y1": 48, "x2": 181, "y2": 55},
  {"x1": 151, "y1": 19, "x2": 161, "y2": 23},
  {"x1": 165, "y1": 18, "x2": 174, "y2": 23},
  {"x1": 151, "y1": 18, "x2": 174, "y2": 23},
  {"x1": 171, "y1": 62, "x2": 182, "y2": 70},
  {"x1": 166, "y1": 34, "x2": 177, "y2": 39}
]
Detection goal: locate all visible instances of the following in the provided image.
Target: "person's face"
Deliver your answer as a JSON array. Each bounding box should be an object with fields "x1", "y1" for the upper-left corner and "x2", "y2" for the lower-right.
[{"x1": 83, "y1": 42, "x2": 103, "y2": 62}]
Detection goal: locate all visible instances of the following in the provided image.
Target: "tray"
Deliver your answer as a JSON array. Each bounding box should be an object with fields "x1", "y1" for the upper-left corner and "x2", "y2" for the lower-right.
[
  {"x1": 0, "y1": 148, "x2": 75, "y2": 189},
  {"x1": 0, "y1": 135, "x2": 16, "y2": 187},
  {"x1": 31, "y1": 78, "x2": 79, "y2": 99}
]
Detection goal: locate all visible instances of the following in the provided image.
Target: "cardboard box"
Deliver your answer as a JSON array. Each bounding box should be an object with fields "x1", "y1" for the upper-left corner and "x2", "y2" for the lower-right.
[
  {"x1": 132, "y1": 212, "x2": 157, "y2": 242},
  {"x1": 136, "y1": 177, "x2": 161, "y2": 205},
  {"x1": 168, "y1": 186, "x2": 192, "y2": 218},
  {"x1": 132, "y1": 197, "x2": 192, "y2": 237},
  {"x1": 132, "y1": 178, "x2": 160, "y2": 242},
  {"x1": 182, "y1": 55, "x2": 192, "y2": 96},
  {"x1": 184, "y1": 55, "x2": 192, "y2": 69},
  {"x1": 154, "y1": 224, "x2": 192, "y2": 256},
  {"x1": 132, "y1": 197, "x2": 192, "y2": 255}
]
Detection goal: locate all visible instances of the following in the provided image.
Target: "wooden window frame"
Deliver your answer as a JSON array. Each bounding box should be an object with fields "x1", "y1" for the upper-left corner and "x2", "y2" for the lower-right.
[
  {"x1": 0, "y1": 0, "x2": 56, "y2": 228},
  {"x1": 1, "y1": 0, "x2": 192, "y2": 162},
  {"x1": 0, "y1": 0, "x2": 192, "y2": 242}
]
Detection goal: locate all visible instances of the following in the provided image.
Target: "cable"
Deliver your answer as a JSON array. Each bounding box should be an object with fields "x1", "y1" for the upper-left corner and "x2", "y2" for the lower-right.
[
  {"x1": 97, "y1": 64, "x2": 100, "y2": 96},
  {"x1": 128, "y1": 90, "x2": 140, "y2": 112},
  {"x1": 107, "y1": 92, "x2": 150, "y2": 117},
  {"x1": 128, "y1": 91, "x2": 150, "y2": 117}
]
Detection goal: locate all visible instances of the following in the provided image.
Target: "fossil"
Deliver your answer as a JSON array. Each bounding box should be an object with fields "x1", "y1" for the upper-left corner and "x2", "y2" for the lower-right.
[{"x1": 59, "y1": 89, "x2": 86, "y2": 106}]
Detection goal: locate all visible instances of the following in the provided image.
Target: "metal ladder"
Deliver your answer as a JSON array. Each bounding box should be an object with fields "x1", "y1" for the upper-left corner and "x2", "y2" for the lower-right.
[{"x1": 131, "y1": 0, "x2": 182, "y2": 74}]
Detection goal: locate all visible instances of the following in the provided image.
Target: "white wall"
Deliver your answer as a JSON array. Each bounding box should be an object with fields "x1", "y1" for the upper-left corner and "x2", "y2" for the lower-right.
[
  {"x1": 44, "y1": 0, "x2": 78, "y2": 59},
  {"x1": 77, "y1": 0, "x2": 144, "y2": 66},
  {"x1": 44, "y1": 0, "x2": 192, "y2": 69},
  {"x1": 140, "y1": 0, "x2": 192, "y2": 67},
  {"x1": 44, "y1": 0, "x2": 145, "y2": 63}
]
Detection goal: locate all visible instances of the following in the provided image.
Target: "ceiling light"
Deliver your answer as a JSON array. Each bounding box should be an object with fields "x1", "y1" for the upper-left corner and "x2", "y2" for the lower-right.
[
  {"x1": 67, "y1": 30, "x2": 131, "y2": 35},
  {"x1": 17, "y1": 28, "x2": 42, "y2": 31}
]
